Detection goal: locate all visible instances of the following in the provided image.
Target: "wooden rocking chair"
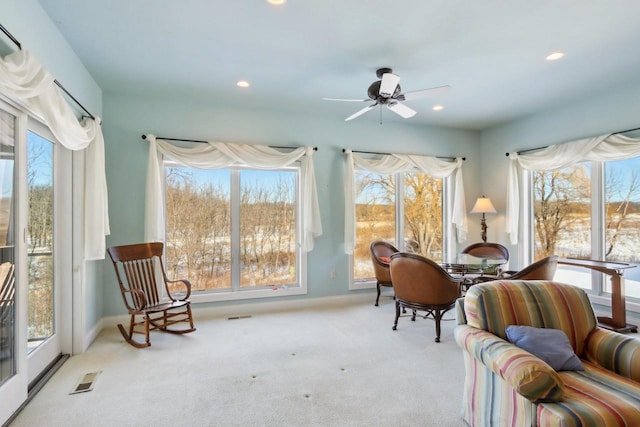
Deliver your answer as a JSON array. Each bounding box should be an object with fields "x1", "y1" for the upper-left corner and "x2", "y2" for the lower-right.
[{"x1": 107, "y1": 242, "x2": 196, "y2": 348}]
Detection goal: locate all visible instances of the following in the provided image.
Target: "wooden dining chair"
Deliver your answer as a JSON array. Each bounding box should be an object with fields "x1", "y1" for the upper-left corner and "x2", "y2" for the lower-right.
[
  {"x1": 370, "y1": 241, "x2": 399, "y2": 306},
  {"x1": 389, "y1": 252, "x2": 463, "y2": 342},
  {"x1": 461, "y1": 242, "x2": 509, "y2": 274},
  {"x1": 500, "y1": 255, "x2": 558, "y2": 280},
  {"x1": 107, "y1": 242, "x2": 196, "y2": 348}
]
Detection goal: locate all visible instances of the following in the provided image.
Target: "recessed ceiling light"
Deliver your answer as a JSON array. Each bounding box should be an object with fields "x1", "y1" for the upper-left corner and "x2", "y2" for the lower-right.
[
  {"x1": 545, "y1": 51, "x2": 565, "y2": 61},
  {"x1": 237, "y1": 80, "x2": 250, "y2": 88},
  {"x1": 267, "y1": 0, "x2": 286, "y2": 4},
  {"x1": 432, "y1": 105, "x2": 444, "y2": 111}
]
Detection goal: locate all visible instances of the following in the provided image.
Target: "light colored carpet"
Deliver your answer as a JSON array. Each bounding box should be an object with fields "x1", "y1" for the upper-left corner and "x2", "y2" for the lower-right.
[{"x1": 10, "y1": 295, "x2": 467, "y2": 427}]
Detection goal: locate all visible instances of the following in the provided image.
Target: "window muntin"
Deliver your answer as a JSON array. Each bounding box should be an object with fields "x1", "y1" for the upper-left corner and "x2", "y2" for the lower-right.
[
  {"x1": 164, "y1": 165, "x2": 300, "y2": 293},
  {"x1": 353, "y1": 170, "x2": 444, "y2": 282}
]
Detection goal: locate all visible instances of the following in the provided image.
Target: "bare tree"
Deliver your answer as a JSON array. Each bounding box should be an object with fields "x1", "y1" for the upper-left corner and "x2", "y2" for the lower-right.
[
  {"x1": 403, "y1": 173, "x2": 442, "y2": 258},
  {"x1": 533, "y1": 166, "x2": 590, "y2": 259},
  {"x1": 605, "y1": 169, "x2": 640, "y2": 258}
]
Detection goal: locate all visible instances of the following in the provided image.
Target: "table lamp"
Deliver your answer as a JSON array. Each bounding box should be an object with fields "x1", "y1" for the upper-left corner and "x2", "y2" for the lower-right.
[{"x1": 470, "y1": 196, "x2": 496, "y2": 242}]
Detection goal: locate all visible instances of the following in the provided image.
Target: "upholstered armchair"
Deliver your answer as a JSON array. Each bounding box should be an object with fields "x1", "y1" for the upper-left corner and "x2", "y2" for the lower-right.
[{"x1": 455, "y1": 280, "x2": 640, "y2": 426}]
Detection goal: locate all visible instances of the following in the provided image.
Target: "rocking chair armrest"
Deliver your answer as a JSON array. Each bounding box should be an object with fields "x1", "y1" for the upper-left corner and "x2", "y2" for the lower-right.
[
  {"x1": 123, "y1": 288, "x2": 148, "y2": 311},
  {"x1": 166, "y1": 278, "x2": 192, "y2": 300}
]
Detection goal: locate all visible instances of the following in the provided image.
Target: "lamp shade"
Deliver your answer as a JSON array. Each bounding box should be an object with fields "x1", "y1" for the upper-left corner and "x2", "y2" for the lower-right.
[{"x1": 470, "y1": 196, "x2": 496, "y2": 214}]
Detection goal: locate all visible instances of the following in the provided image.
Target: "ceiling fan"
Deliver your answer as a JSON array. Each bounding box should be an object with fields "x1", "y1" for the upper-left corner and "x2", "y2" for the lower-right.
[{"x1": 323, "y1": 67, "x2": 451, "y2": 121}]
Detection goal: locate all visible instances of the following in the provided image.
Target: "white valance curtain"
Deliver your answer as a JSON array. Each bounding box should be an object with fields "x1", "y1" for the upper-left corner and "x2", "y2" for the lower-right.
[
  {"x1": 343, "y1": 149, "x2": 467, "y2": 254},
  {"x1": 506, "y1": 133, "x2": 640, "y2": 244},
  {"x1": 0, "y1": 49, "x2": 110, "y2": 260},
  {"x1": 144, "y1": 135, "x2": 322, "y2": 252}
]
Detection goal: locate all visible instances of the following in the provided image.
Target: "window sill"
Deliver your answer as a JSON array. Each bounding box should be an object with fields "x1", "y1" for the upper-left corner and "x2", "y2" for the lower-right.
[
  {"x1": 588, "y1": 293, "x2": 640, "y2": 314},
  {"x1": 189, "y1": 285, "x2": 307, "y2": 304}
]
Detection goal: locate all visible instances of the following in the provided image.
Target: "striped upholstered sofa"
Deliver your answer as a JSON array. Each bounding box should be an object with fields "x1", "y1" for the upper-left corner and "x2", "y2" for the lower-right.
[{"x1": 455, "y1": 280, "x2": 640, "y2": 426}]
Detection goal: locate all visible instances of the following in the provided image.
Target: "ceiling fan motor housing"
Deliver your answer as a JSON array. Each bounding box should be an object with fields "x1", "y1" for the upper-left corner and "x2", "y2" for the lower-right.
[
  {"x1": 376, "y1": 67, "x2": 393, "y2": 78},
  {"x1": 368, "y1": 81, "x2": 401, "y2": 102}
]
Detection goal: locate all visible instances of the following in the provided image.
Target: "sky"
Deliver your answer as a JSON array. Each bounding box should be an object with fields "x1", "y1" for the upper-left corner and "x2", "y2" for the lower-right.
[{"x1": 166, "y1": 166, "x2": 296, "y2": 198}]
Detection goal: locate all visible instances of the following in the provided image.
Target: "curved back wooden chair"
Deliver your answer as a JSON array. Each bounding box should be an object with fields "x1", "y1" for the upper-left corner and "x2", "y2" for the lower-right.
[
  {"x1": 461, "y1": 242, "x2": 509, "y2": 275},
  {"x1": 370, "y1": 241, "x2": 399, "y2": 306},
  {"x1": 107, "y1": 242, "x2": 196, "y2": 348},
  {"x1": 389, "y1": 252, "x2": 463, "y2": 342},
  {"x1": 502, "y1": 255, "x2": 558, "y2": 280},
  {"x1": 461, "y1": 242, "x2": 509, "y2": 260}
]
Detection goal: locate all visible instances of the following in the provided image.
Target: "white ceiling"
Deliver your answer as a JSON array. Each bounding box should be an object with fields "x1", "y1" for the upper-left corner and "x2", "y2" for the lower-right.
[{"x1": 37, "y1": 0, "x2": 640, "y2": 130}]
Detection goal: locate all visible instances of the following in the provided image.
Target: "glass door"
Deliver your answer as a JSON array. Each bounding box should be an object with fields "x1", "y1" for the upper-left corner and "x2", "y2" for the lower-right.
[
  {"x1": 0, "y1": 137, "x2": 16, "y2": 380},
  {"x1": 0, "y1": 102, "x2": 26, "y2": 424},
  {"x1": 0, "y1": 103, "x2": 72, "y2": 425},
  {"x1": 25, "y1": 126, "x2": 62, "y2": 386}
]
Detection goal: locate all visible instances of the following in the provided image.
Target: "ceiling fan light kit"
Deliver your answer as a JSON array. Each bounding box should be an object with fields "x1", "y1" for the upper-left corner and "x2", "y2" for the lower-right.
[{"x1": 323, "y1": 67, "x2": 451, "y2": 122}]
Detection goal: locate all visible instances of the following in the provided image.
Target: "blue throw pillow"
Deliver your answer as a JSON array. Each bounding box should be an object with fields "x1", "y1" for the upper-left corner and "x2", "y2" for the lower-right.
[{"x1": 505, "y1": 325, "x2": 584, "y2": 371}]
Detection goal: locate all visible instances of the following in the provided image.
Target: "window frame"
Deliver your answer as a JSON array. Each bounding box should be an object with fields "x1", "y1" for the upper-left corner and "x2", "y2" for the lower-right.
[
  {"x1": 525, "y1": 159, "x2": 640, "y2": 311},
  {"x1": 163, "y1": 160, "x2": 307, "y2": 303}
]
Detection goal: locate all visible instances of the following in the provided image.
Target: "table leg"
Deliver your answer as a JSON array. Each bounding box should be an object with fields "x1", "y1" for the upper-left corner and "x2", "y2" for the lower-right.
[{"x1": 597, "y1": 272, "x2": 638, "y2": 333}]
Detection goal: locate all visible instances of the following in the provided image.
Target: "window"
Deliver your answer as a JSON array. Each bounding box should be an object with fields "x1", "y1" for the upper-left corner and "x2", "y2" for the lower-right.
[
  {"x1": 604, "y1": 157, "x2": 640, "y2": 298},
  {"x1": 353, "y1": 170, "x2": 444, "y2": 283},
  {"x1": 164, "y1": 165, "x2": 301, "y2": 296},
  {"x1": 531, "y1": 157, "x2": 640, "y2": 299}
]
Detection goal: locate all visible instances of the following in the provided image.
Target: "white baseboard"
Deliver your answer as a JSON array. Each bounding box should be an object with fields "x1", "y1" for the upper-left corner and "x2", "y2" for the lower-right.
[{"x1": 82, "y1": 317, "x2": 106, "y2": 352}]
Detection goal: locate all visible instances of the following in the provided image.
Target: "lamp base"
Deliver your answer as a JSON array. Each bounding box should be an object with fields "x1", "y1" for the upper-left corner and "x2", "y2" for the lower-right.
[{"x1": 480, "y1": 216, "x2": 488, "y2": 242}]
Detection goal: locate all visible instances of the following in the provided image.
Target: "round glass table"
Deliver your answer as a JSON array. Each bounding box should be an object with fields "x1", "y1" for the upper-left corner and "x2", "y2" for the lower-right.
[{"x1": 441, "y1": 254, "x2": 507, "y2": 289}]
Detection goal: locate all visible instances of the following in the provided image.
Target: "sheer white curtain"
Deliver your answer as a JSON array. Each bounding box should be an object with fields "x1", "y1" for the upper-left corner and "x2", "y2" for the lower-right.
[
  {"x1": 0, "y1": 49, "x2": 109, "y2": 260},
  {"x1": 343, "y1": 149, "x2": 467, "y2": 254},
  {"x1": 145, "y1": 135, "x2": 322, "y2": 252},
  {"x1": 506, "y1": 133, "x2": 640, "y2": 244}
]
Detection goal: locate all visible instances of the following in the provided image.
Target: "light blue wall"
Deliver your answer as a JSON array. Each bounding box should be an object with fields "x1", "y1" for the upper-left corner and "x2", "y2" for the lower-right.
[
  {"x1": 3, "y1": 1, "x2": 102, "y2": 114},
  {"x1": 479, "y1": 80, "x2": 640, "y2": 268},
  {"x1": 102, "y1": 92, "x2": 482, "y2": 316},
  {"x1": 11, "y1": 0, "x2": 640, "y2": 323},
  {"x1": 3, "y1": 0, "x2": 104, "y2": 333}
]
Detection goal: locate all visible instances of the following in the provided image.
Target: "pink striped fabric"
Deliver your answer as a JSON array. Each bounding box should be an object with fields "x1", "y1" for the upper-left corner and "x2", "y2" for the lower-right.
[
  {"x1": 464, "y1": 280, "x2": 597, "y2": 355},
  {"x1": 456, "y1": 280, "x2": 640, "y2": 426},
  {"x1": 538, "y1": 361, "x2": 640, "y2": 426}
]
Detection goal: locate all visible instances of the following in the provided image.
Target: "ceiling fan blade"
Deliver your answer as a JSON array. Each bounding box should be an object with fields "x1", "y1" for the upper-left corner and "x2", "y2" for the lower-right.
[
  {"x1": 399, "y1": 85, "x2": 452, "y2": 101},
  {"x1": 322, "y1": 97, "x2": 369, "y2": 102},
  {"x1": 345, "y1": 104, "x2": 376, "y2": 121},
  {"x1": 387, "y1": 102, "x2": 416, "y2": 119},
  {"x1": 379, "y1": 73, "x2": 401, "y2": 98}
]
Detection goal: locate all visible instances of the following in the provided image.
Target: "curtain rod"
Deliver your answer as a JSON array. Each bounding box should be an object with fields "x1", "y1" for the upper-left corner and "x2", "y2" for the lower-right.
[
  {"x1": 0, "y1": 22, "x2": 96, "y2": 120},
  {"x1": 505, "y1": 126, "x2": 640, "y2": 157},
  {"x1": 342, "y1": 148, "x2": 465, "y2": 162},
  {"x1": 141, "y1": 134, "x2": 318, "y2": 151}
]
